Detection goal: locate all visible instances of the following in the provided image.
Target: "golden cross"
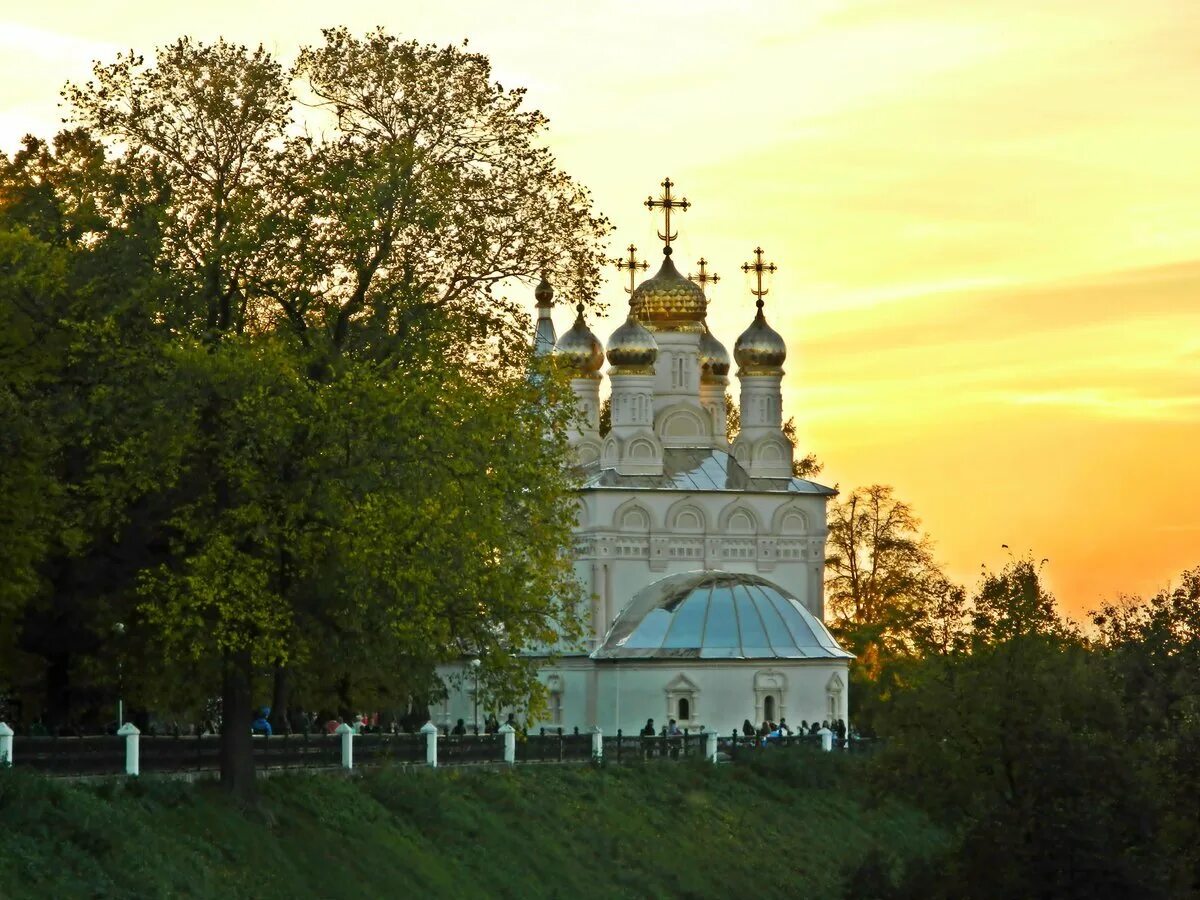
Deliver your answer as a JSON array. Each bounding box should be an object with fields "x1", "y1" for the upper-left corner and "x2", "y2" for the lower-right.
[
  {"x1": 689, "y1": 258, "x2": 720, "y2": 291},
  {"x1": 613, "y1": 243, "x2": 649, "y2": 294},
  {"x1": 741, "y1": 246, "x2": 778, "y2": 305},
  {"x1": 644, "y1": 177, "x2": 690, "y2": 253}
]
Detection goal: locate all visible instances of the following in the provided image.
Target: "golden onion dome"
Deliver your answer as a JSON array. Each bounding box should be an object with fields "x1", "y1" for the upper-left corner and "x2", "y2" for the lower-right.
[
  {"x1": 554, "y1": 304, "x2": 604, "y2": 376},
  {"x1": 734, "y1": 301, "x2": 787, "y2": 374},
  {"x1": 629, "y1": 249, "x2": 708, "y2": 332},
  {"x1": 606, "y1": 315, "x2": 658, "y2": 372},
  {"x1": 698, "y1": 325, "x2": 731, "y2": 381}
]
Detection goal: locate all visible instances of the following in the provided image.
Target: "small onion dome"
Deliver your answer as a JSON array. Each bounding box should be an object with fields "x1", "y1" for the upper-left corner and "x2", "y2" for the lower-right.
[
  {"x1": 698, "y1": 325, "x2": 731, "y2": 381},
  {"x1": 629, "y1": 250, "x2": 708, "y2": 332},
  {"x1": 606, "y1": 315, "x2": 659, "y2": 372},
  {"x1": 534, "y1": 275, "x2": 554, "y2": 307},
  {"x1": 554, "y1": 303, "x2": 604, "y2": 375},
  {"x1": 733, "y1": 301, "x2": 787, "y2": 373}
]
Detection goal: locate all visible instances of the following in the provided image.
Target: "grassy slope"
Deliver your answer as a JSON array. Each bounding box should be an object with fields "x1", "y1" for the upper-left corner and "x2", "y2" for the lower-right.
[{"x1": 0, "y1": 753, "x2": 944, "y2": 899}]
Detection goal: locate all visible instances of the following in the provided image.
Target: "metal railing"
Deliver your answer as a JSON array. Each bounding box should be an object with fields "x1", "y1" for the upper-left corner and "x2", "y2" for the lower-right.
[{"x1": 0, "y1": 723, "x2": 874, "y2": 777}]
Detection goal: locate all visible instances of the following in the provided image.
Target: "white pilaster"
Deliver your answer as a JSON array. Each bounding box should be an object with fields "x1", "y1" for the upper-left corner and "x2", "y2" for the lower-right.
[
  {"x1": 699, "y1": 375, "x2": 729, "y2": 449},
  {"x1": 569, "y1": 375, "x2": 601, "y2": 444}
]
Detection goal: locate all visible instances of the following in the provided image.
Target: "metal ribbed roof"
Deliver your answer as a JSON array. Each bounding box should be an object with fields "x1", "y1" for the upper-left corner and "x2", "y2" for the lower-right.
[
  {"x1": 579, "y1": 449, "x2": 836, "y2": 495},
  {"x1": 591, "y1": 571, "x2": 853, "y2": 661}
]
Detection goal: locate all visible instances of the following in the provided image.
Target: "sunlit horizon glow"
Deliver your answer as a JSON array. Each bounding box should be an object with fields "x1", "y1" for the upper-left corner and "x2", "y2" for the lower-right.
[{"x1": 2, "y1": 0, "x2": 1197, "y2": 616}]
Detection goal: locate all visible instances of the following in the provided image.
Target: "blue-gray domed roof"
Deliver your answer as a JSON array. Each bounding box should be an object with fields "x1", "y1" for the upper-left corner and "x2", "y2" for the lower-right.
[{"x1": 592, "y1": 571, "x2": 852, "y2": 661}]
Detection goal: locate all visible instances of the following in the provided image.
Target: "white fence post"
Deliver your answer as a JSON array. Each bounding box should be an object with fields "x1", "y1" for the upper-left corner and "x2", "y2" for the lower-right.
[
  {"x1": 591, "y1": 726, "x2": 603, "y2": 762},
  {"x1": 117, "y1": 722, "x2": 140, "y2": 775},
  {"x1": 335, "y1": 722, "x2": 354, "y2": 770},
  {"x1": 818, "y1": 726, "x2": 833, "y2": 752},
  {"x1": 421, "y1": 721, "x2": 439, "y2": 768},
  {"x1": 704, "y1": 729, "x2": 718, "y2": 763},
  {"x1": 0, "y1": 722, "x2": 12, "y2": 766},
  {"x1": 499, "y1": 722, "x2": 516, "y2": 765}
]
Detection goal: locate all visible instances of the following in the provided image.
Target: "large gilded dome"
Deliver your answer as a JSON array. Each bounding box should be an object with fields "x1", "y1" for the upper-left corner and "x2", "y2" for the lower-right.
[
  {"x1": 734, "y1": 302, "x2": 787, "y2": 374},
  {"x1": 629, "y1": 251, "x2": 708, "y2": 332},
  {"x1": 555, "y1": 305, "x2": 604, "y2": 375},
  {"x1": 606, "y1": 315, "x2": 658, "y2": 372}
]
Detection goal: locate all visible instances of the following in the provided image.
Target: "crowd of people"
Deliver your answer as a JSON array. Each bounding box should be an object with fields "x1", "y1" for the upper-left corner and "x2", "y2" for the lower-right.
[{"x1": 740, "y1": 717, "x2": 849, "y2": 745}]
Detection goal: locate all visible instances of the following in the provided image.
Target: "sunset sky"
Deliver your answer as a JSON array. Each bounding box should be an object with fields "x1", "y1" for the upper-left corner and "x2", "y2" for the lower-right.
[{"x1": 2, "y1": 1, "x2": 1197, "y2": 616}]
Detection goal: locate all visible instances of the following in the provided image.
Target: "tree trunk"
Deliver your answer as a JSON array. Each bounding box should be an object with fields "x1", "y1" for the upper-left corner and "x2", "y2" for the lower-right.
[
  {"x1": 220, "y1": 650, "x2": 256, "y2": 800},
  {"x1": 44, "y1": 651, "x2": 71, "y2": 731},
  {"x1": 336, "y1": 673, "x2": 353, "y2": 722},
  {"x1": 269, "y1": 663, "x2": 289, "y2": 734}
]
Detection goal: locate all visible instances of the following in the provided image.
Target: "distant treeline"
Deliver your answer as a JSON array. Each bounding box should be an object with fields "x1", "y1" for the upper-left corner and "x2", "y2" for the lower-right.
[{"x1": 826, "y1": 501, "x2": 1200, "y2": 898}]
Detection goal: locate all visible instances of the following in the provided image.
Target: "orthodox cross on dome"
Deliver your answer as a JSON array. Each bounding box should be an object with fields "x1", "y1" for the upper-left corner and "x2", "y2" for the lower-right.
[
  {"x1": 689, "y1": 257, "x2": 720, "y2": 291},
  {"x1": 613, "y1": 243, "x2": 649, "y2": 294},
  {"x1": 741, "y1": 246, "x2": 778, "y2": 308},
  {"x1": 645, "y1": 177, "x2": 690, "y2": 255}
]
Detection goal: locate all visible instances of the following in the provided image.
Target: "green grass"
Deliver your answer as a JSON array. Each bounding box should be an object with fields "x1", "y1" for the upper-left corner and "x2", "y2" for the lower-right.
[{"x1": 0, "y1": 753, "x2": 945, "y2": 899}]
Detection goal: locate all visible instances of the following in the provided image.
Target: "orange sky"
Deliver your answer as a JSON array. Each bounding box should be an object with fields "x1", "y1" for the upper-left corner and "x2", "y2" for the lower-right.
[{"x1": 2, "y1": 1, "x2": 1197, "y2": 616}]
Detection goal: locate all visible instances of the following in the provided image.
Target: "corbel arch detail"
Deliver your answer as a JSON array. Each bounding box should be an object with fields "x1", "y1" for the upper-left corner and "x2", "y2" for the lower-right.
[
  {"x1": 613, "y1": 498, "x2": 656, "y2": 532},
  {"x1": 718, "y1": 500, "x2": 760, "y2": 535},
  {"x1": 601, "y1": 435, "x2": 620, "y2": 467},
  {"x1": 753, "y1": 431, "x2": 792, "y2": 463},
  {"x1": 771, "y1": 501, "x2": 812, "y2": 536},
  {"x1": 574, "y1": 438, "x2": 602, "y2": 467},
  {"x1": 665, "y1": 496, "x2": 709, "y2": 533},
  {"x1": 655, "y1": 402, "x2": 711, "y2": 446}
]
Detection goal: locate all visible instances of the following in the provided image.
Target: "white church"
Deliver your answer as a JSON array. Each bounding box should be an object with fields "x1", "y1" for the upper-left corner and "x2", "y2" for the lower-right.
[{"x1": 441, "y1": 180, "x2": 851, "y2": 737}]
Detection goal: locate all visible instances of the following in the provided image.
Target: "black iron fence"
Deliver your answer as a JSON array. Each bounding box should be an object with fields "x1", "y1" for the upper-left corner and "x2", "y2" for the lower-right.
[
  {"x1": 0, "y1": 726, "x2": 877, "y2": 777},
  {"x1": 355, "y1": 733, "x2": 426, "y2": 767},
  {"x1": 17, "y1": 735, "x2": 127, "y2": 776},
  {"x1": 516, "y1": 728, "x2": 593, "y2": 763},
  {"x1": 439, "y1": 734, "x2": 503, "y2": 766},
  {"x1": 599, "y1": 730, "x2": 708, "y2": 763}
]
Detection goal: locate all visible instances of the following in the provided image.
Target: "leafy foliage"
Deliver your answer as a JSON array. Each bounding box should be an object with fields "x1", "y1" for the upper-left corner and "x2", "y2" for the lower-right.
[
  {"x1": 864, "y1": 560, "x2": 1200, "y2": 898},
  {"x1": 825, "y1": 485, "x2": 950, "y2": 682},
  {"x1": 1, "y1": 31, "x2": 608, "y2": 791}
]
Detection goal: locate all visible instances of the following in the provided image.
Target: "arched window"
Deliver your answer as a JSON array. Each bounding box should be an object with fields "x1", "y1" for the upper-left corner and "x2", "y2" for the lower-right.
[
  {"x1": 546, "y1": 674, "x2": 564, "y2": 725},
  {"x1": 666, "y1": 674, "x2": 699, "y2": 726},
  {"x1": 826, "y1": 673, "x2": 845, "y2": 722},
  {"x1": 754, "y1": 670, "x2": 787, "y2": 725}
]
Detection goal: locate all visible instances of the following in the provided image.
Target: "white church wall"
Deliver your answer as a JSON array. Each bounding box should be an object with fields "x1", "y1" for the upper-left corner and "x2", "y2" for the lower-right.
[
  {"x1": 590, "y1": 661, "x2": 849, "y2": 736},
  {"x1": 437, "y1": 658, "x2": 849, "y2": 737},
  {"x1": 573, "y1": 488, "x2": 830, "y2": 631}
]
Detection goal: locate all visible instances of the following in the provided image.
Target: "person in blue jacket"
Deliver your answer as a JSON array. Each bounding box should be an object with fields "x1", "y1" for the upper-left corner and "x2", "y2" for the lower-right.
[{"x1": 251, "y1": 707, "x2": 273, "y2": 736}]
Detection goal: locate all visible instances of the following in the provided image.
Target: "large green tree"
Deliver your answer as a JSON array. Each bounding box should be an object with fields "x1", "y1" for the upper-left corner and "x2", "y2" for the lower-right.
[{"x1": 2, "y1": 29, "x2": 607, "y2": 795}]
